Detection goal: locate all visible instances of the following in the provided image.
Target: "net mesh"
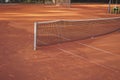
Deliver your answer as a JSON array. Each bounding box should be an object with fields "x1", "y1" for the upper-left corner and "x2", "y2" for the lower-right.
[{"x1": 36, "y1": 17, "x2": 120, "y2": 47}]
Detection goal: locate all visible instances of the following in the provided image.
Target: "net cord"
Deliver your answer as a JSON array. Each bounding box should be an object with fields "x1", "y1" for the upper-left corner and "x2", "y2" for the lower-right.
[{"x1": 36, "y1": 17, "x2": 120, "y2": 24}]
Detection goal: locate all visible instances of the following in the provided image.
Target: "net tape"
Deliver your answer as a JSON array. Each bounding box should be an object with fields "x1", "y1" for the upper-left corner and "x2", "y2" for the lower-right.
[{"x1": 35, "y1": 17, "x2": 120, "y2": 47}]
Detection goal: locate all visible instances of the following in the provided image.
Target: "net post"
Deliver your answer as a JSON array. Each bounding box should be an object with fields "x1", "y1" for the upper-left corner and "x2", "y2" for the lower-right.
[{"x1": 34, "y1": 22, "x2": 37, "y2": 51}]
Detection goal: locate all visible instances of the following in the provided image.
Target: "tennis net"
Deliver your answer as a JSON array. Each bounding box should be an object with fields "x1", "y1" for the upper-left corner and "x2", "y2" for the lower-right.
[{"x1": 34, "y1": 17, "x2": 120, "y2": 50}]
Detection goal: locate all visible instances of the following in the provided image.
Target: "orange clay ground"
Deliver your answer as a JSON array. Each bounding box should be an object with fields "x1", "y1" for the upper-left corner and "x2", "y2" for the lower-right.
[{"x1": 0, "y1": 3, "x2": 120, "y2": 80}]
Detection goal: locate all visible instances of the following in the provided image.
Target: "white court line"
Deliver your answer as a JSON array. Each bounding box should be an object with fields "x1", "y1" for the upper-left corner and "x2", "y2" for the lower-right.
[
  {"x1": 76, "y1": 42, "x2": 120, "y2": 56},
  {"x1": 55, "y1": 35, "x2": 119, "y2": 56},
  {"x1": 58, "y1": 35, "x2": 119, "y2": 56},
  {"x1": 58, "y1": 48, "x2": 120, "y2": 73}
]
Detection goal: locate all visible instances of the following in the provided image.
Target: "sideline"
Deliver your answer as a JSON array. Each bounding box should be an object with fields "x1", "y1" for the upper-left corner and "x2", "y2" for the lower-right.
[{"x1": 58, "y1": 48, "x2": 120, "y2": 73}]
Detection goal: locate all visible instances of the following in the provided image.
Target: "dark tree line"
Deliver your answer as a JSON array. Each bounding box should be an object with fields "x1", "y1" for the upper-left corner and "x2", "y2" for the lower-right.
[
  {"x1": 0, "y1": 0, "x2": 120, "y2": 3},
  {"x1": 72, "y1": 0, "x2": 120, "y2": 3}
]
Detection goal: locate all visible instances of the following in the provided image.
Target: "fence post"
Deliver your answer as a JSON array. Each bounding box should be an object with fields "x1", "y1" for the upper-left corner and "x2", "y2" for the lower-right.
[{"x1": 108, "y1": 0, "x2": 111, "y2": 13}]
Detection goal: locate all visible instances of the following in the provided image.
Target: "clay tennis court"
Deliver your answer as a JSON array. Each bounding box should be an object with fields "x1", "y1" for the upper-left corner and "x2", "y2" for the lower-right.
[{"x1": 0, "y1": 3, "x2": 120, "y2": 80}]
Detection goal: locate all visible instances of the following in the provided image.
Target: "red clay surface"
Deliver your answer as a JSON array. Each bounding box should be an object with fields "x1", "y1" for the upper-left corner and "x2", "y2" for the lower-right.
[{"x1": 0, "y1": 3, "x2": 120, "y2": 80}]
